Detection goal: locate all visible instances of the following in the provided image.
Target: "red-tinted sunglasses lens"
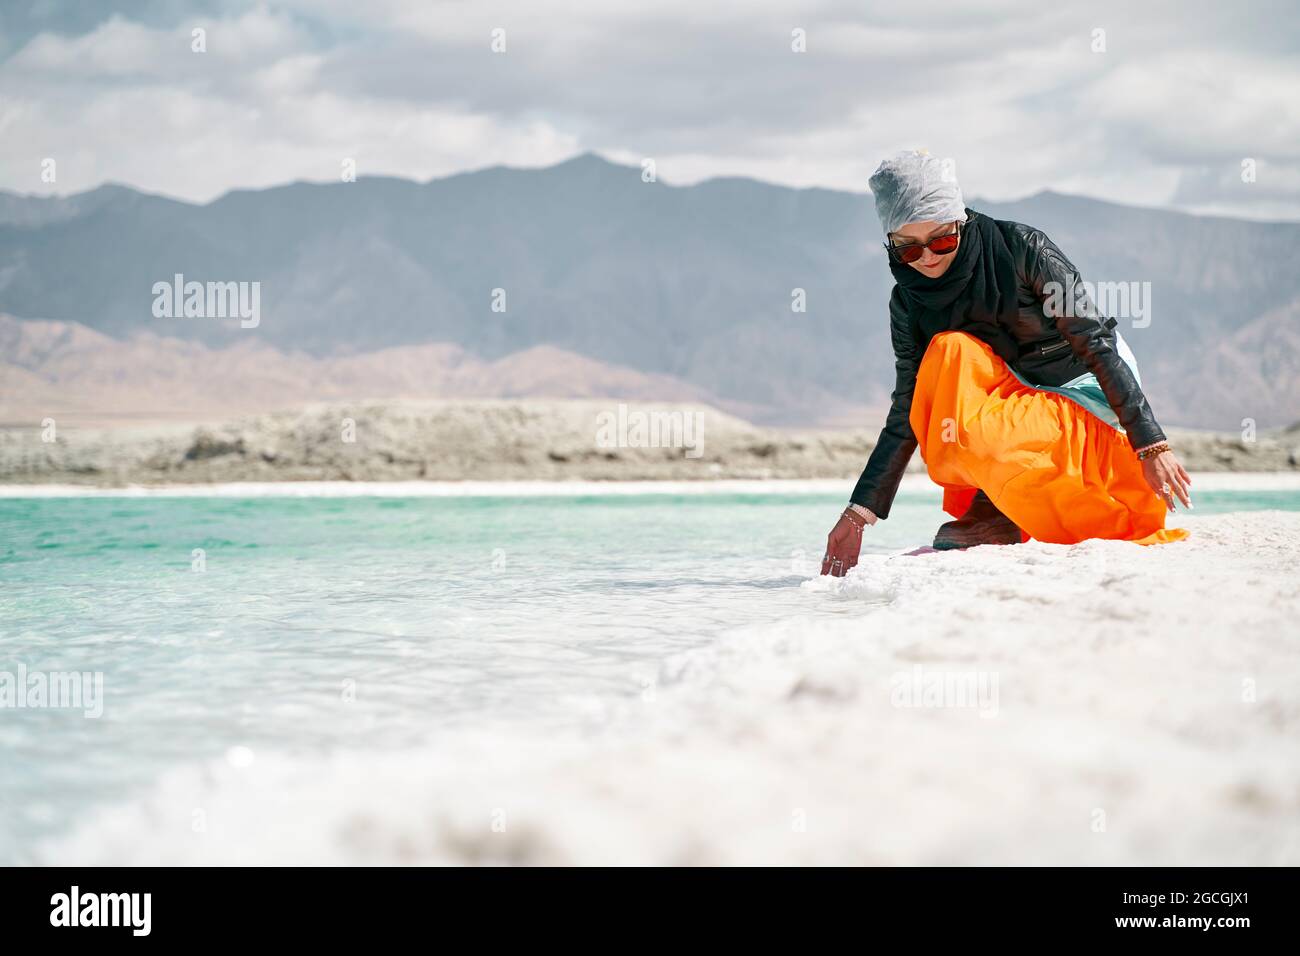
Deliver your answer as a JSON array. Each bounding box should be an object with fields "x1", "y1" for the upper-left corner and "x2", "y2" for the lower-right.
[{"x1": 895, "y1": 231, "x2": 960, "y2": 264}]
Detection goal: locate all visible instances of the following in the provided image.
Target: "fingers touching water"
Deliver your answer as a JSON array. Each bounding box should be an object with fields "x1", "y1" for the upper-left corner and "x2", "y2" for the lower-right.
[{"x1": 821, "y1": 508, "x2": 872, "y2": 576}]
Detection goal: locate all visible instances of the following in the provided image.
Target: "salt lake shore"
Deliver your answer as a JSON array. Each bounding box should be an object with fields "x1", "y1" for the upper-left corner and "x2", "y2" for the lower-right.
[
  {"x1": 38, "y1": 509, "x2": 1300, "y2": 865},
  {"x1": 2, "y1": 400, "x2": 1298, "y2": 486}
]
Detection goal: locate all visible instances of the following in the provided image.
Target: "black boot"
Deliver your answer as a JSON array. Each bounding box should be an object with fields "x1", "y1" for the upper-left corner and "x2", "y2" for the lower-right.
[{"x1": 932, "y1": 490, "x2": 1022, "y2": 550}]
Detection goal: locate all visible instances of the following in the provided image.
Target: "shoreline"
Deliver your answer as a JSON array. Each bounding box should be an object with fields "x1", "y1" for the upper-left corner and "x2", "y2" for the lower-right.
[
  {"x1": 3, "y1": 472, "x2": 1300, "y2": 498},
  {"x1": 3, "y1": 401, "x2": 1297, "y2": 490},
  {"x1": 35, "y1": 509, "x2": 1300, "y2": 865}
]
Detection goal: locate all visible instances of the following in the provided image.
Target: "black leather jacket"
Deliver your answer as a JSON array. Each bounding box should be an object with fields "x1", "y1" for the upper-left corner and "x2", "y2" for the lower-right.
[{"x1": 850, "y1": 218, "x2": 1166, "y2": 519}]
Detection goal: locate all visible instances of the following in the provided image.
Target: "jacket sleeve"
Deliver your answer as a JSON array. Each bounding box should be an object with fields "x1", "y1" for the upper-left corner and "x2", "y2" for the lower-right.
[
  {"x1": 850, "y1": 288, "x2": 919, "y2": 519},
  {"x1": 1019, "y1": 227, "x2": 1166, "y2": 450}
]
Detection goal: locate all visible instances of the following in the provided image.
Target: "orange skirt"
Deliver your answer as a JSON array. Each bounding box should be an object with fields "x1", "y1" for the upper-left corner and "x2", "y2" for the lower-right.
[{"x1": 909, "y1": 331, "x2": 1188, "y2": 546}]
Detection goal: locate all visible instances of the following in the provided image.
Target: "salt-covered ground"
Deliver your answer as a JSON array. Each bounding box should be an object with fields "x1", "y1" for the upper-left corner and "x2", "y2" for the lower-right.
[{"x1": 37, "y1": 509, "x2": 1300, "y2": 866}]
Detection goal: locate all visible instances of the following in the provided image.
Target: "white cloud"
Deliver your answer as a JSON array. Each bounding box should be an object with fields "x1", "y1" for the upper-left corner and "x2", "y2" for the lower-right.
[{"x1": 0, "y1": 0, "x2": 1296, "y2": 219}]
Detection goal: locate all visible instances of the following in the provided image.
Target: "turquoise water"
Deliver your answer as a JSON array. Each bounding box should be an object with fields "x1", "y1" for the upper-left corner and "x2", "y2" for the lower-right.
[{"x1": 1, "y1": 485, "x2": 1297, "y2": 863}]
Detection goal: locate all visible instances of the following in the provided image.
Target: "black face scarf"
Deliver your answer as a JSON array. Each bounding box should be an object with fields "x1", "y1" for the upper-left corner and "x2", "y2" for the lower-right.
[{"x1": 888, "y1": 208, "x2": 1022, "y2": 365}]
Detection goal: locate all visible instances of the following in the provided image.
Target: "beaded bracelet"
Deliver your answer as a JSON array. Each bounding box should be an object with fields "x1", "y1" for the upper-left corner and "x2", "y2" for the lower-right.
[
  {"x1": 1135, "y1": 441, "x2": 1170, "y2": 461},
  {"x1": 841, "y1": 507, "x2": 867, "y2": 532},
  {"x1": 847, "y1": 502, "x2": 875, "y2": 523}
]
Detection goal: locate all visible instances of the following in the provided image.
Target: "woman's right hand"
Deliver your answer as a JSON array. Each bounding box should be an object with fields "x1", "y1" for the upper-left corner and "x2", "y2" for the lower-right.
[{"x1": 821, "y1": 507, "x2": 874, "y2": 576}]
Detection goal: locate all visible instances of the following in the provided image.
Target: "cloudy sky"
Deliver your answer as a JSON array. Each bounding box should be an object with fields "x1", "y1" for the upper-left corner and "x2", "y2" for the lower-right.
[{"x1": 2, "y1": 0, "x2": 1297, "y2": 219}]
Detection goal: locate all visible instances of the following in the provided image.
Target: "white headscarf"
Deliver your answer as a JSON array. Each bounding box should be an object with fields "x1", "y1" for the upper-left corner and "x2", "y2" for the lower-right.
[{"x1": 869, "y1": 149, "x2": 967, "y2": 237}]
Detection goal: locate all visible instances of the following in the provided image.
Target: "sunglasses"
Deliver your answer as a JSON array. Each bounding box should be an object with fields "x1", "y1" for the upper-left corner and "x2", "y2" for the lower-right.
[{"x1": 885, "y1": 220, "x2": 963, "y2": 264}]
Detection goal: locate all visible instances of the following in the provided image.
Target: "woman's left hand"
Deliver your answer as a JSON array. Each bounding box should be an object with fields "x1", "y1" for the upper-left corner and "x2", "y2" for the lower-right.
[{"x1": 1142, "y1": 449, "x2": 1192, "y2": 511}]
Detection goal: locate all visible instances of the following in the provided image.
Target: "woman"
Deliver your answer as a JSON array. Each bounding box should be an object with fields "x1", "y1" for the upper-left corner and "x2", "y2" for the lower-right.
[{"x1": 822, "y1": 150, "x2": 1191, "y2": 576}]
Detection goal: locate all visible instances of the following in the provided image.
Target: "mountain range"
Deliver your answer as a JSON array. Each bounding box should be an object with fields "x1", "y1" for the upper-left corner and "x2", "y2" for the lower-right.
[{"x1": 1, "y1": 153, "x2": 1297, "y2": 429}]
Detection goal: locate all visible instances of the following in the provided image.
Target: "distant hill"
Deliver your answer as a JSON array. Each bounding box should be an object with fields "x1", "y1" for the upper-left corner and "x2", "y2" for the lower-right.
[
  {"x1": 0, "y1": 314, "x2": 727, "y2": 429},
  {"x1": 1, "y1": 154, "x2": 1297, "y2": 428}
]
